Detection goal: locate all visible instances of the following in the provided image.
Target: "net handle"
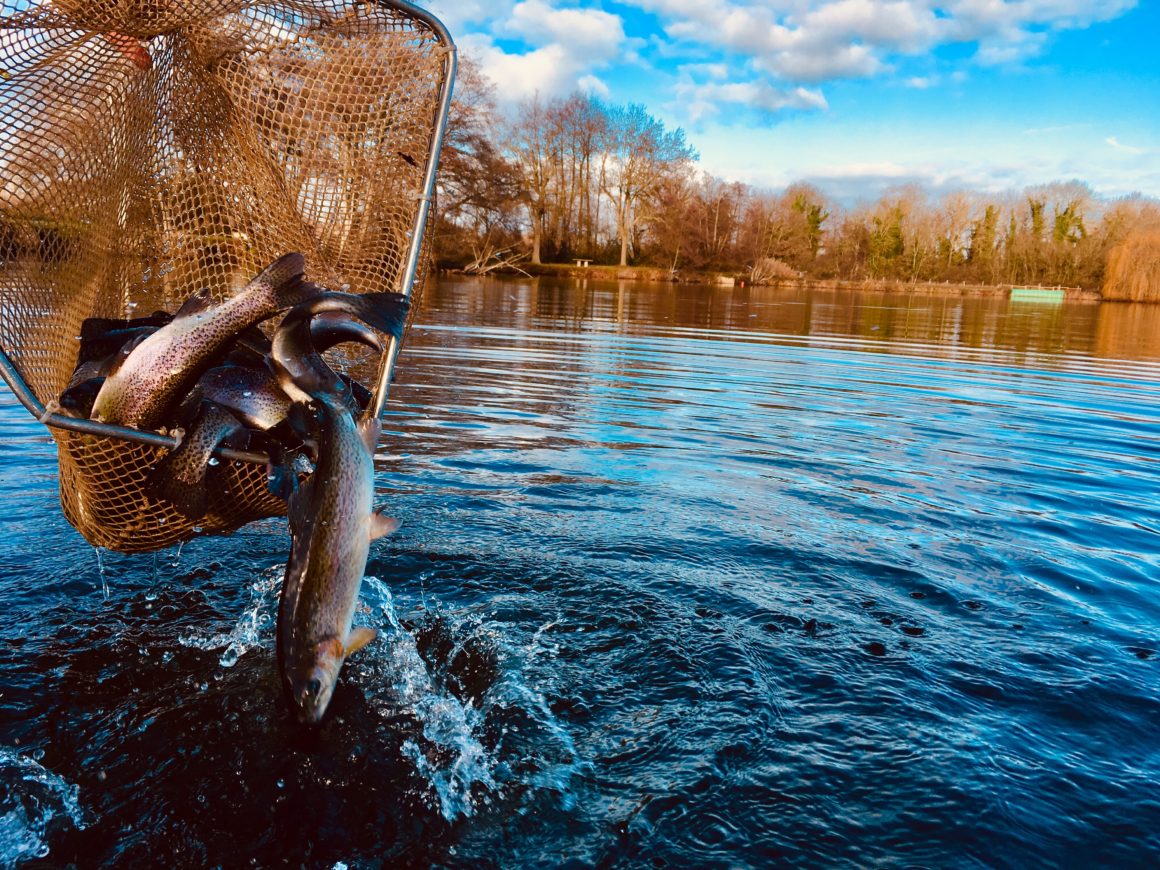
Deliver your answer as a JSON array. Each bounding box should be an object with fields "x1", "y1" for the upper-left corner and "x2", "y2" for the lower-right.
[
  {"x1": 0, "y1": 0, "x2": 458, "y2": 465},
  {"x1": 367, "y1": 0, "x2": 457, "y2": 421}
]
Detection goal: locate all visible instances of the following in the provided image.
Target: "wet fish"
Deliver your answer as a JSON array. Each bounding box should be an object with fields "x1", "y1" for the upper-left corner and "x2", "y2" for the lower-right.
[
  {"x1": 270, "y1": 291, "x2": 408, "y2": 724},
  {"x1": 198, "y1": 316, "x2": 383, "y2": 432},
  {"x1": 140, "y1": 312, "x2": 388, "y2": 517},
  {"x1": 144, "y1": 402, "x2": 246, "y2": 519},
  {"x1": 90, "y1": 253, "x2": 318, "y2": 429}
]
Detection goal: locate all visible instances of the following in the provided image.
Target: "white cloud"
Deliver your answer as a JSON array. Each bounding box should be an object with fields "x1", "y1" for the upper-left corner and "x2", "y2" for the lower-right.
[
  {"x1": 625, "y1": 0, "x2": 1138, "y2": 82},
  {"x1": 505, "y1": 0, "x2": 625, "y2": 58},
  {"x1": 458, "y1": 1, "x2": 627, "y2": 100},
  {"x1": 1106, "y1": 136, "x2": 1148, "y2": 155},
  {"x1": 577, "y1": 74, "x2": 611, "y2": 97},
  {"x1": 676, "y1": 78, "x2": 828, "y2": 122},
  {"x1": 445, "y1": 0, "x2": 1140, "y2": 129}
]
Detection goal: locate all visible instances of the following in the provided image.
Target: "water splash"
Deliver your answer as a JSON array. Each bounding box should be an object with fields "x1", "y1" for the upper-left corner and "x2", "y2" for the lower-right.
[
  {"x1": 0, "y1": 748, "x2": 87, "y2": 865},
  {"x1": 359, "y1": 578, "x2": 583, "y2": 822},
  {"x1": 176, "y1": 566, "x2": 281, "y2": 667},
  {"x1": 93, "y1": 547, "x2": 108, "y2": 600},
  {"x1": 360, "y1": 577, "x2": 497, "y2": 820}
]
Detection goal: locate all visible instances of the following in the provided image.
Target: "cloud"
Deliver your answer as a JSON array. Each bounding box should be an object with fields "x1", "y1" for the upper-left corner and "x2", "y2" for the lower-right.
[
  {"x1": 1106, "y1": 136, "x2": 1148, "y2": 155},
  {"x1": 625, "y1": 0, "x2": 1138, "y2": 82},
  {"x1": 675, "y1": 78, "x2": 828, "y2": 123},
  {"x1": 504, "y1": 0, "x2": 625, "y2": 58},
  {"x1": 457, "y1": 1, "x2": 627, "y2": 100},
  {"x1": 445, "y1": 0, "x2": 1140, "y2": 130},
  {"x1": 577, "y1": 74, "x2": 611, "y2": 97}
]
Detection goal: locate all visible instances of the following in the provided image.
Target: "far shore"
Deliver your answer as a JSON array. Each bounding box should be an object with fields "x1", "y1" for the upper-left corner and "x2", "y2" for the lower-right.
[{"x1": 440, "y1": 262, "x2": 1105, "y2": 302}]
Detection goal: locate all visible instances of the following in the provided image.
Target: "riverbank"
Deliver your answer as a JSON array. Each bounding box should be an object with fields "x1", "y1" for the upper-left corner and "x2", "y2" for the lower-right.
[{"x1": 443, "y1": 262, "x2": 1104, "y2": 301}]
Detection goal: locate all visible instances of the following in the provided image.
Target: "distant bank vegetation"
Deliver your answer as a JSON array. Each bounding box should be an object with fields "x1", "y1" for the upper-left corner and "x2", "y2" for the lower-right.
[{"x1": 435, "y1": 59, "x2": 1160, "y2": 301}]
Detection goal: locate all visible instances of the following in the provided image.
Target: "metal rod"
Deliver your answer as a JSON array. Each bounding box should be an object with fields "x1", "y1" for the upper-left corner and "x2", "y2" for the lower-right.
[
  {"x1": 368, "y1": 0, "x2": 457, "y2": 420},
  {"x1": 0, "y1": 342, "x2": 268, "y2": 464}
]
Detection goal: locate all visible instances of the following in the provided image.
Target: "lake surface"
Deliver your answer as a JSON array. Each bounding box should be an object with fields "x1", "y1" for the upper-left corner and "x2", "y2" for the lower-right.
[{"x1": 2, "y1": 277, "x2": 1159, "y2": 867}]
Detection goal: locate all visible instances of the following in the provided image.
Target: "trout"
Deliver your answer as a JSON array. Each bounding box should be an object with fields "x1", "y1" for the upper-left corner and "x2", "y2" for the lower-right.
[
  {"x1": 91, "y1": 253, "x2": 318, "y2": 429},
  {"x1": 270, "y1": 291, "x2": 408, "y2": 723}
]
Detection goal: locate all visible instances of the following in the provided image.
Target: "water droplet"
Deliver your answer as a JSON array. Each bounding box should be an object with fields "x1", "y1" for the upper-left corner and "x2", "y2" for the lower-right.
[
  {"x1": 242, "y1": 391, "x2": 252, "y2": 397},
  {"x1": 276, "y1": 779, "x2": 285, "y2": 789},
  {"x1": 208, "y1": 457, "x2": 219, "y2": 466}
]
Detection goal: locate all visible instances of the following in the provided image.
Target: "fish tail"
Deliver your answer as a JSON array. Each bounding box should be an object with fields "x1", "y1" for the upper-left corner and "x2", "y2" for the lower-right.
[
  {"x1": 249, "y1": 253, "x2": 322, "y2": 310},
  {"x1": 290, "y1": 291, "x2": 410, "y2": 341},
  {"x1": 346, "y1": 291, "x2": 410, "y2": 341}
]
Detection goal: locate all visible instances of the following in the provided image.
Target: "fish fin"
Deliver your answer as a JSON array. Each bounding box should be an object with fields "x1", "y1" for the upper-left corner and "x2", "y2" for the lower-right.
[
  {"x1": 344, "y1": 627, "x2": 377, "y2": 657},
  {"x1": 249, "y1": 253, "x2": 322, "y2": 310},
  {"x1": 287, "y1": 474, "x2": 315, "y2": 534},
  {"x1": 235, "y1": 324, "x2": 273, "y2": 357},
  {"x1": 144, "y1": 404, "x2": 242, "y2": 519},
  {"x1": 369, "y1": 509, "x2": 399, "y2": 541},
  {"x1": 104, "y1": 330, "x2": 151, "y2": 379},
  {"x1": 358, "y1": 416, "x2": 380, "y2": 453},
  {"x1": 348, "y1": 291, "x2": 410, "y2": 341},
  {"x1": 175, "y1": 287, "x2": 212, "y2": 318},
  {"x1": 146, "y1": 458, "x2": 209, "y2": 519}
]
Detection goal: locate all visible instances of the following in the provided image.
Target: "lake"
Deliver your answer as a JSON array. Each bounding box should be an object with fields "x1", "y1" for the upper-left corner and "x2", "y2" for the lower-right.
[{"x1": 2, "y1": 277, "x2": 1159, "y2": 866}]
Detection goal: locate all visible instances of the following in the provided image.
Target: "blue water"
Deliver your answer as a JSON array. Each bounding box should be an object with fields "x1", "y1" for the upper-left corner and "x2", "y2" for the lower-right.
[{"x1": 2, "y1": 278, "x2": 1159, "y2": 866}]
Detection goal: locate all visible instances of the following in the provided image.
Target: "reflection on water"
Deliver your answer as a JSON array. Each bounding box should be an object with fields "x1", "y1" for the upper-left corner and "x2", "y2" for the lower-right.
[
  {"x1": 1, "y1": 275, "x2": 1158, "y2": 867},
  {"x1": 422, "y1": 276, "x2": 1160, "y2": 363}
]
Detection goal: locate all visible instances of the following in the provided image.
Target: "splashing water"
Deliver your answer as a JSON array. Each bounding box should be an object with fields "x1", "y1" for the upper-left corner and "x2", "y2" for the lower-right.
[
  {"x1": 92, "y1": 547, "x2": 108, "y2": 599},
  {"x1": 0, "y1": 748, "x2": 87, "y2": 865},
  {"x1": 360, "y1": 577, "x2": 498, "y2": 820},
  {"x1": 359, "y1": 578, "x2": 584, "y2": 822},
  {"x1": 176, "y1": 566, "x2": 281, "y2": 667}
]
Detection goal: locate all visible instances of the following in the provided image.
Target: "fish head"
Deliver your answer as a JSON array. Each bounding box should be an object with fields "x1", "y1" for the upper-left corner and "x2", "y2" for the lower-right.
[{"x1": 287, "y1": 636, "x2": 345, "y2": 724}]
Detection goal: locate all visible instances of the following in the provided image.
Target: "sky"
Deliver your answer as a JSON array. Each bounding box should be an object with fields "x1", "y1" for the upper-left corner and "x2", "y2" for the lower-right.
[{"x1": 427, "y1": 0, "x2": 1160, "y2": 204}]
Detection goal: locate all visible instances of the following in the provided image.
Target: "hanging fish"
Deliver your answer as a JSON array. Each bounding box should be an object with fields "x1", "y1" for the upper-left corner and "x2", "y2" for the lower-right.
[{"x1": 269, "y1": 291, "x2": 408, "y2": 724}]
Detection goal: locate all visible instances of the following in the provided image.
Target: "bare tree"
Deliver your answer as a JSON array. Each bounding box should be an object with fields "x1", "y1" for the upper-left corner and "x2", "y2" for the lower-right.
[{"x1": 600, "y1": 104, "x2": 696, "y2": 266}]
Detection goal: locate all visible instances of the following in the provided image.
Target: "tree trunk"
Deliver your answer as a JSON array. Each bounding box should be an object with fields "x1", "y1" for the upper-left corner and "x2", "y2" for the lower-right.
[{"x1": 531, "y1": 206, "x2": 542, "y2": 264}]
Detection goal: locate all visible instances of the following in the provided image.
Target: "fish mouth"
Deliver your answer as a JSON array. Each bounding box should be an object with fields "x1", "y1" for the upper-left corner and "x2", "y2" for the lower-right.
[{"x1": 292, "y1": 667, "x2": 335, "y2": 724}]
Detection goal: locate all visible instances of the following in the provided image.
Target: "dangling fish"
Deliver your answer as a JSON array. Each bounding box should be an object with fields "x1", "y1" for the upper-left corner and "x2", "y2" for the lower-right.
[{"x1": 269, "y1": 291, "x2": 408, "y2": 724}]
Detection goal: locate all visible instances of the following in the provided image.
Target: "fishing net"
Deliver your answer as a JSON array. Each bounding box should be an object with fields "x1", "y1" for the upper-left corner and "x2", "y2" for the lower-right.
[{"x1": 0, "y1": 0, "x2": 454, "y2": 551}]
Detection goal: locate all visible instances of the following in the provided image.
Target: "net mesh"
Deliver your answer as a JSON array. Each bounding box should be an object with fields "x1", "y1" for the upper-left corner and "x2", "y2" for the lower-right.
[{"x1": 0, "y1": 0, "x2": 449, "y2": 551}]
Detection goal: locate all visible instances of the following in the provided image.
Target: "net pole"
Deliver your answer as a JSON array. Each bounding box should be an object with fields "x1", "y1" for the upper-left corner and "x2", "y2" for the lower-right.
[{"x1": 367, "y1": 0, "x2": 457, "y2": 421}]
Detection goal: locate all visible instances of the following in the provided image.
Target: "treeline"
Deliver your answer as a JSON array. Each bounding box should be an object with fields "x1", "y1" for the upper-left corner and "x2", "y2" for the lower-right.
[{"x1": 434, "y1": 59, "x2": 1160, "y2": 292}]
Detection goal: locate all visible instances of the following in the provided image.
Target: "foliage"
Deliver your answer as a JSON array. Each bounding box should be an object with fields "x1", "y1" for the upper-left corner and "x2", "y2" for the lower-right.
[{"x1": 434, "y1": 61, "x2": 1160, "y2": 294}]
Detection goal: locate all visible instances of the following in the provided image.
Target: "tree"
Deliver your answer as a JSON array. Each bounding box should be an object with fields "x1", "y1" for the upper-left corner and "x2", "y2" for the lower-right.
[
  {"x1": 434, "y1": 57, "x2": 523, "y2": 264},
  {"x1": 509, "y1": 96, "x2": 560, "y2": 264},
  {"x1": 600, "y1": 104, "x2": 696, "y2": 266}
]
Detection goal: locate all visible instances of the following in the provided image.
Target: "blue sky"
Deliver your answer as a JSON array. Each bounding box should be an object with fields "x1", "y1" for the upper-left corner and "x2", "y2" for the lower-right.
[{"x1": 429, "y1": 0, "x2": 1159, "y2": 204}]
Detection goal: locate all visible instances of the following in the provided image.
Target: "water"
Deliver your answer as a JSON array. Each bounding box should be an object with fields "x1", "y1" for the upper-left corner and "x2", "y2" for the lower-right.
[{"x1": 2, "y1": 277, "x2": 1159, "y2": 866}]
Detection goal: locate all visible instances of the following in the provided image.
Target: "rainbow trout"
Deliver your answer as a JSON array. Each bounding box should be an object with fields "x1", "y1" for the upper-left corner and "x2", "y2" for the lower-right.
[
  {"x1": 91, "y1": 253, "x2": 318, "y2": 429},
  {"x1": 143, "y1": 317, "x2": 386, "y2": 517},
  {"x1": 270, "y1": 291, "x2": 408, "y2": 723}
]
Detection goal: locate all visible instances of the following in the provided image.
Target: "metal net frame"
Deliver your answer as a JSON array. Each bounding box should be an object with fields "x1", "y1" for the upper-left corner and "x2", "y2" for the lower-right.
[{"x1": 0, "y1": 0, "x2": 456, "y2": 551}]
